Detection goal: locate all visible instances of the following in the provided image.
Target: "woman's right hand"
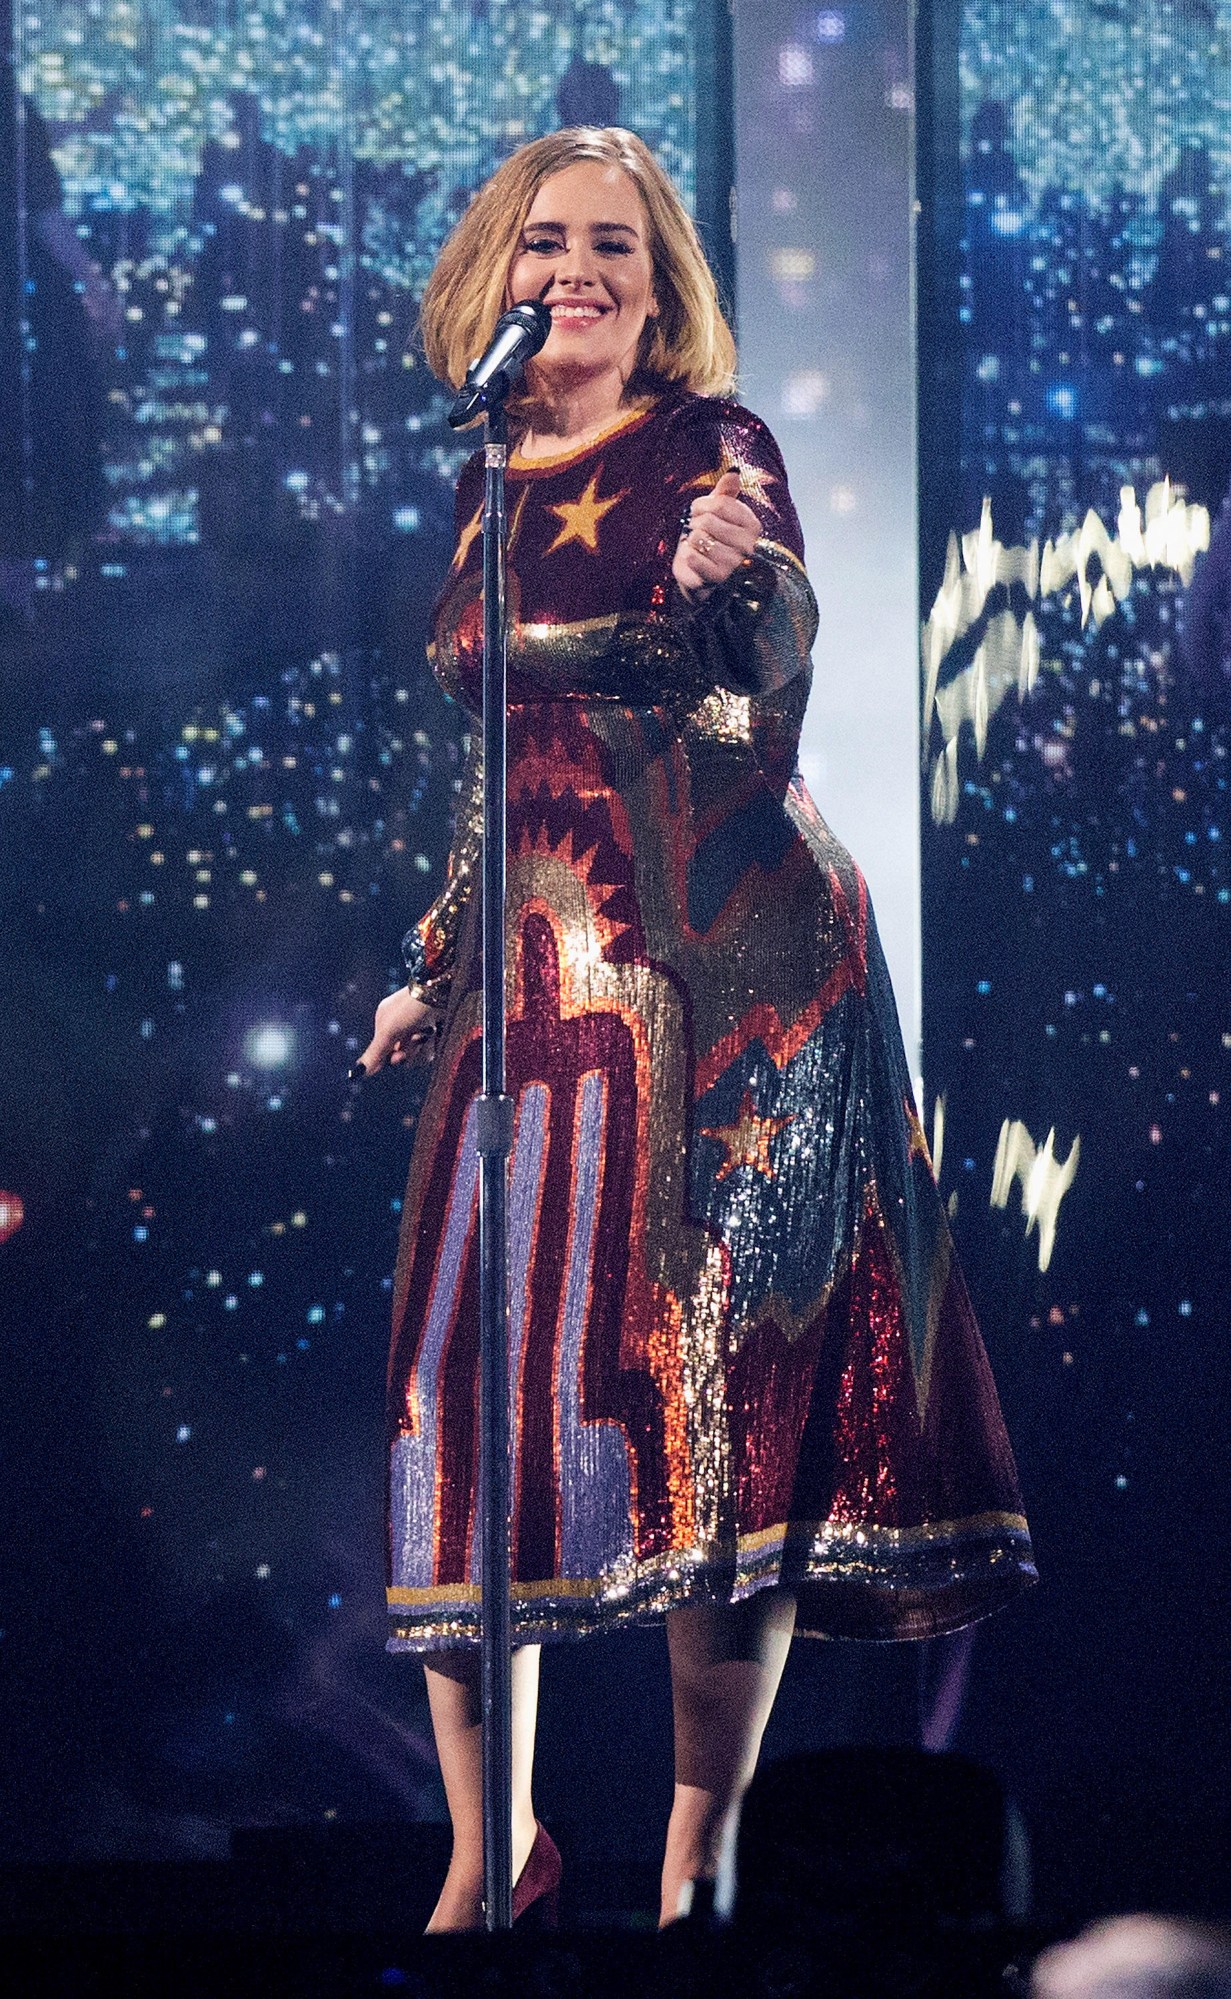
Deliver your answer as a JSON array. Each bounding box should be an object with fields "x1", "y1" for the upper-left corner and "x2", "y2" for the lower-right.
[{"x1": 355, "y1": 987, "x2": 440, "y2": 1077}]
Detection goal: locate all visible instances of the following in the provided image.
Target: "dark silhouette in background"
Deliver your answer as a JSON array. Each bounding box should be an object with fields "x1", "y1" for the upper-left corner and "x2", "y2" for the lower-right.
[
  {"x1": 1179, "y1": 452, "x2": 1231, "y2": 722},
  {"x1": 0, "y1": 65, "x2": 115, "y2": 598},
  {"x1": 555, "y1": 55, "x2": 621, "y2": 128},
  {"x1": 734, "y1": 1747, "x2": 1030, "y2": 1936}
]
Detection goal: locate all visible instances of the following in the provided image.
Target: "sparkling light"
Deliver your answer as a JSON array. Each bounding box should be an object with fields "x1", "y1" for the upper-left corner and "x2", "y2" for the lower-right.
[
  {"x1": 778, "y1": 44, "x2": 814, "y2": 87},
  {"x1": 245, "y1": 1024, "x2": 295, "y2": 1069}
]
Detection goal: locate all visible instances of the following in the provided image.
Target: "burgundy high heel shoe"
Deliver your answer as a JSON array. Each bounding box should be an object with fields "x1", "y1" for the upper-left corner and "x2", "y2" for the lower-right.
[{"x1": 511, "y1": 1822, "x2": 562, "y2": 1929}]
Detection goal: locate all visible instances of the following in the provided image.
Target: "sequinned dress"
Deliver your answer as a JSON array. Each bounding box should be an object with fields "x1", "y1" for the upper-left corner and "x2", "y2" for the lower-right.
[{"x1": 386, "y1": 392, "x2": 1036, "y2": 1650}]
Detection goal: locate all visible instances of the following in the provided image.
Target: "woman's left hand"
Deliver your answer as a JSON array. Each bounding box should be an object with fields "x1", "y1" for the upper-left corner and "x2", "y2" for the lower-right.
[
  {"x1": 354, "y1": 986, "x2": 440, "y2": 1078},
  {"x1": 673, "y1": 469, "x2": 761, "y2": 603}
]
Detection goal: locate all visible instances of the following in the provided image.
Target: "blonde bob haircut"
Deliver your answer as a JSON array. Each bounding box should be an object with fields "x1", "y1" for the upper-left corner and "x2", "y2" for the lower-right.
[{"x1": 418, "y1": 127, "x2": 737, "y2": 401}]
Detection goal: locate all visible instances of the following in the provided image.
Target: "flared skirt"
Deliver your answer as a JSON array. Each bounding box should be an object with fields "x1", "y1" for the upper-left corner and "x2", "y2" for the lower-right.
[{"x1": 385, "y1": 729, "x2": 1035, "y2": 1650}]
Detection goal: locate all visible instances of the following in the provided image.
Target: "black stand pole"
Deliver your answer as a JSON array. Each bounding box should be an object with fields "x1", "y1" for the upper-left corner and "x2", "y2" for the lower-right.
[{"x1": 476, "y1": 400, "x2": 514, "y2": 1933}]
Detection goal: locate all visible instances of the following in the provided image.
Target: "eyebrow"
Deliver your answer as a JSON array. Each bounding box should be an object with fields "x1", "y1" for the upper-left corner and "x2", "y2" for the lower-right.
[{"x1": 521, "y1": 220, "x2": 640, "y2": 236}]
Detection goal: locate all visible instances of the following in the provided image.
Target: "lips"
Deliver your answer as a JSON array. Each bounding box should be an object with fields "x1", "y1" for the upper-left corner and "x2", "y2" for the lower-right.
[{"x1": 546, "y1": 301, "x2": 610, "y2": 322}]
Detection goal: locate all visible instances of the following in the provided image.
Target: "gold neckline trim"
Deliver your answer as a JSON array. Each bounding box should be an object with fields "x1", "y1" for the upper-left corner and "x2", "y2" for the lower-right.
[{"x1": 510, "y1": 399, "x2": 656, "y2": 472}]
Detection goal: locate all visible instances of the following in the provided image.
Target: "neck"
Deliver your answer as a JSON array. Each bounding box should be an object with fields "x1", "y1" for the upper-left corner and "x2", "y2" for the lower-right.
[{"x1": 519, "y1": 367, "x2": 640, "y2": 453}]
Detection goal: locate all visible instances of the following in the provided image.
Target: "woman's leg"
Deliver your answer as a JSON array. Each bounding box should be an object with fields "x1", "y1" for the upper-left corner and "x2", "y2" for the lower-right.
[
  {"x1": 661, "y1": 1591, "x2": 797, "y2": 1925},
  {"x1": 422, "y1": 1643, "x2": 542, "y2": 1931}
]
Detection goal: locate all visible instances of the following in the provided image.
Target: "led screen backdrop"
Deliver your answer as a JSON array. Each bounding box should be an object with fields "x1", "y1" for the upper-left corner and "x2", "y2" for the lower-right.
[
  {"x1": 918, "y1": 0, "x2": 1230, "y2": 1913},
  {"x1": 10, "y1": 1, "x2": 718, "y2": 554},
  {"x1": 0, "y1": 3, "x2": 729, "y2": 1863},
  {"x1": 735, "y1": 0, "x2": 919, "y2": 1065}
]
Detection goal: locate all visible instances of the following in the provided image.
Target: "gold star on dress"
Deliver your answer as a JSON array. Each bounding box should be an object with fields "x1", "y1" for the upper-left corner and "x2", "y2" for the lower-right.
[
  {"x1": 452, "y1": 502, "x2": 483, "y2": 570},
  {"x1": 683, "y1": 454, "x2": 779, "y2": 513},
  {"x1": 452, "y1": 489, "x2": 528, "y2": 567},
  {"x1": 905, "y1": 1098, "x2": 934, "y2": 1168},
  {"x1": 700, "y1": 1089, "x2": 795, "y2": 1183},
  {"x1": 545, "y1": 469, "x2": 629, "y2": 554}
]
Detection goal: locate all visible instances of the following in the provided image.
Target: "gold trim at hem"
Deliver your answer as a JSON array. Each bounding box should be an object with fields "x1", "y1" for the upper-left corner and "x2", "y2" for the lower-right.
[{"x1": 386, "y1": 1511, "x2": 1036, "y2": 1650}]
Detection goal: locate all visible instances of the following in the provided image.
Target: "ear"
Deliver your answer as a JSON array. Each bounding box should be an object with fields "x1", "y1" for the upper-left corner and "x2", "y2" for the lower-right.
[{"x1": 648, "y1": 296, "x2": 660, "y2": 318}]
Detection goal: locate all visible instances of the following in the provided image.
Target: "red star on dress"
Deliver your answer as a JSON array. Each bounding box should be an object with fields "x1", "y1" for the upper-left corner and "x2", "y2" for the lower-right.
[{"x1": 700, "y1": 1089, "x2": 795, "y2": 1182}]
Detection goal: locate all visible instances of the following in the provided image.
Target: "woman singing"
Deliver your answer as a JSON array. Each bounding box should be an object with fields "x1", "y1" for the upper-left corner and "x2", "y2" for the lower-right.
[{"x1": 357, "y1": 126, "x2": 1036, "y2": 1932}]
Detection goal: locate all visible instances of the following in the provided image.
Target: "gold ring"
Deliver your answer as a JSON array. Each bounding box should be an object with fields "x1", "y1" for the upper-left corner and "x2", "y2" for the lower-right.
[{"x1": 698, "y1": 533, "x2": 713, "y2": 556}]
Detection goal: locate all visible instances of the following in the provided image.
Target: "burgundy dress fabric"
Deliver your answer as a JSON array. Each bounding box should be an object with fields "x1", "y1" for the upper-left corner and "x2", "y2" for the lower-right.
[{"x1": 385, "y1": 391, "x2": 1036, "y2": 1651}]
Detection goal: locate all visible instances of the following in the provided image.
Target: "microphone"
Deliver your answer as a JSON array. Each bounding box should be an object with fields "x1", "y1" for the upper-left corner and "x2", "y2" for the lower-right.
[{"x1": 447, "y1": 298, "x2": 553, "y2": 429}]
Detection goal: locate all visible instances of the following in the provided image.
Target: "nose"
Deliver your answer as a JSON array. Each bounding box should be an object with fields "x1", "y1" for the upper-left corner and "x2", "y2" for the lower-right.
[{"x1": 554, "y1": 238, "x2": 598, "y2": 287}]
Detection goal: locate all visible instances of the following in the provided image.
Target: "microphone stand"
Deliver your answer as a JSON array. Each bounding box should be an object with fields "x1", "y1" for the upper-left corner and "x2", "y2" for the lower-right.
[
  {"x1": 475, "y1": 393, "x2": 515, "y2": 1933},
  {"x1": 445, "y1": 301, "x2": 547, "y2": 1937}
]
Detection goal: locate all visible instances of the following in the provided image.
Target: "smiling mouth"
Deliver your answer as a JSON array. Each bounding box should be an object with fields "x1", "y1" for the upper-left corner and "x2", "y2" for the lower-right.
[{"x1": 547, "y1": 301, "x2": 610, "y2": 322}]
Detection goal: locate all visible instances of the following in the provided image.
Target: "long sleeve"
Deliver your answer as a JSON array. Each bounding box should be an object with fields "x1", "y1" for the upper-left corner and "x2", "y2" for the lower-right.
[
  {"x1": 663, "y1": 399, "x2": 819, "y2": 695},
  {"x1": 401, "y1": 722, "x2": 483, "y2": 1012}
]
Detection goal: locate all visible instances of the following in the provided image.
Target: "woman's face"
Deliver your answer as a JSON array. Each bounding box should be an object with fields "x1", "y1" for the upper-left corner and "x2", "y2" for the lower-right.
[{"x1": 506, "y1": 160, "x2": 659, "y2": 396}]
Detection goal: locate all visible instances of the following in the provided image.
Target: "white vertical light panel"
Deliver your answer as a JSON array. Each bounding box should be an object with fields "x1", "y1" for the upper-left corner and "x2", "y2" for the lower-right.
[{"x1": 732, "y1": 0, "x2": 921, "y2": 1071}]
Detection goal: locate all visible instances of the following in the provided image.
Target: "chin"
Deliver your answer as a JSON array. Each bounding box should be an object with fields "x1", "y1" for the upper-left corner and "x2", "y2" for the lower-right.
[
  {"x1": 542, "y1": 332, "x2": 615, "y2": 363},
  {"x1": 532, "y1": 354, "x2": 613, "y2": 387}
]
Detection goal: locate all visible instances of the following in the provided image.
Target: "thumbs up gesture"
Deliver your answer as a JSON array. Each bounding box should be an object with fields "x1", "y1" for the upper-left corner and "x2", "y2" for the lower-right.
[{"x1": 673, "y1": 468, "x2": 762, "y2": 603}]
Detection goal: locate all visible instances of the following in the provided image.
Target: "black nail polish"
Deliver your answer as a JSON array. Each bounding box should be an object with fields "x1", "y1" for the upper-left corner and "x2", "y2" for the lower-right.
[{"x1": 348, "y1": 1062, "x2": 367, "y2": 1081}]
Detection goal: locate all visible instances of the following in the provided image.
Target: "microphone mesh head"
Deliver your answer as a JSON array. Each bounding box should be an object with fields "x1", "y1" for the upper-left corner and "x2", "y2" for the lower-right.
[{"x1": 510, "y1": 298, "x2": 552, "y2": 350}]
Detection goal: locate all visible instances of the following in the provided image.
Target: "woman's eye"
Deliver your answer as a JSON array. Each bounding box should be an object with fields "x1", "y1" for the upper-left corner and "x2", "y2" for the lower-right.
[
  {"x1": 523, "y1": 237, "x2": 560, "y2": 254},
  {"x1": 596, "y1": 240, "x2": 633, "y2": 255}
]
